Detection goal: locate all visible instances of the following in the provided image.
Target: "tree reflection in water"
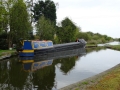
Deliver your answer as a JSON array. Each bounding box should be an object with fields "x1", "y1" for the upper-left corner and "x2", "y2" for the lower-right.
[
  {"x1": 32, "y1": 65, "x2": 55, "y2": 90},
  {"x1": 0, "y1": 48, "x2": 87, "y2": 90},
  {"x1": 0, "y1": 57, "x2": 28, "y2": 90}
]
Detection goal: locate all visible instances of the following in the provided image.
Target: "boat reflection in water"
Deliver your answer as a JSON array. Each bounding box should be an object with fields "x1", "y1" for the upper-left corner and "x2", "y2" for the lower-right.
[
  {"x1": 19, "y1": 48, "x2": 86, "y2": 72},
  {"x1": 22, "y1": 59, "x2": 53, "y2": 72}
]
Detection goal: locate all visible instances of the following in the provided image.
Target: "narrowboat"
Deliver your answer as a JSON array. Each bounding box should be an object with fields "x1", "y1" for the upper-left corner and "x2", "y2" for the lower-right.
[{"x1": 19, "y1": 39, "x2": 86, "y2": 57}]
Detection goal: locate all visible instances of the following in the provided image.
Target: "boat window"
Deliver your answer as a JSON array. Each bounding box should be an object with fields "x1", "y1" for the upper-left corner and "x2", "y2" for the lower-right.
[
  {"x1": 47, "y1": 42, "x2": 53, "y2": 47},
  {"x1": 33, "y1": 42, "x2": 39, "y2": 48},
  {"x1": 40, "y1": 42, "x2": 46, "y2": 47},
  {"x1": 39, "y1": 62, "x2": 46, "y2": 67},
  {"x1": 47, "y1": 60, "x2": 53, "y2": 65}
]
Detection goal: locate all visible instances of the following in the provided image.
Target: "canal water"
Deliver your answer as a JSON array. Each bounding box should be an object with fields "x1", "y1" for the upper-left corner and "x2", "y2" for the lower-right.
[{"x1": 0, "y1": 47, "x2": 120, "y2": 90}]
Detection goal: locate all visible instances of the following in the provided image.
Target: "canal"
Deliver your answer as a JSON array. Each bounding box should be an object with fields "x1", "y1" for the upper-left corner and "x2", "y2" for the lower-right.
[{"x1": 0, "y1": 47, "x2": 120, "y2": 89}]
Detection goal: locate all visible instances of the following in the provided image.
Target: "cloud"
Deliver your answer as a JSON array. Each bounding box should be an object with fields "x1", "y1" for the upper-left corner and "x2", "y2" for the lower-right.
[{"x1": 54, "y1": 0, "x2": 120, "y2": 38}]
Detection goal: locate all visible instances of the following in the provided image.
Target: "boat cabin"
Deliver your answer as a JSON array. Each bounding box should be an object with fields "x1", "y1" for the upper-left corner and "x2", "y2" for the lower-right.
[{"x1": 22, "y1": 40, "x2": 53, "y2": 50}]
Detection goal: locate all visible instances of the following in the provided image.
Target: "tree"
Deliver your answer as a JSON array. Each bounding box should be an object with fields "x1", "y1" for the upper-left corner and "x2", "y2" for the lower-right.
[
  {"x1": 74, "y1": 26, "x2": 81, "y2": 39},
  {"x1": 118, "y1": 38, "x2": 120, "y2": 42},
  {"x1": 0, "y1": 0, "x2": 8, "y2": 33},
  {"x1": 57, "y1": 17, "x2": 77, "y2": 43},
  {"x1": 36, "y1": 15, "x2": 55, "y2": 40},
  {"x1": 0, "y1": 32, "x2": 8, "y2": 49},
  {"x1": 10, "y1": 0, "x2": 32, "y2": 48},
  {"x1": 32, "y1": 0, "x2": 56, "y2": 24},
  {"x1": 76, "y1": 32, "x2": 90, "y2": 41}
]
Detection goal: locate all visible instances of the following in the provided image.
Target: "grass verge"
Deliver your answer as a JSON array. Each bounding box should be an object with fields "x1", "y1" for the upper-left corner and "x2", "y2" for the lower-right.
[
  {"x1": 109, "y1": 45, "x2": 120, "y2": 51},
  {"x1": 86, "y1": 44, "x2": 97, "y2": 48},
  {"x1": 0, "y1": 49, "x2": 16, "y2": 56},
  {"x1": 86, "y1": 65, "x2": 120, "y2": 90}
]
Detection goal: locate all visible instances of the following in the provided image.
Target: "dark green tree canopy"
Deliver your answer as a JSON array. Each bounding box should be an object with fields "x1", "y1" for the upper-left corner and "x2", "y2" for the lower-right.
[
  {"x1": 0, "y1": 1, "x2": 8, "y2": 33},
  {"x1": 33, "y1": 0, "x2": 56, "y2": 24},
  {"x1": 10, "y1": 0, "x2": 32, "y2": 47},
  {"x1": 118, "y1": 38, "x2": 120, "y2": 42},
  {"x1": 56, "y1": 17, "x2": 77, "y2": 43},
  {"x1": 36, "y1": 15, "x2": 55, "y2": 40}
]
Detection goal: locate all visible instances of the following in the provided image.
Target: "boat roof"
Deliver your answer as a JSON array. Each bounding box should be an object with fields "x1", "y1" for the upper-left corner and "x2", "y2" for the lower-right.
[{"x1": 23, "y1": 40, "x2": 52, "y2": 42}]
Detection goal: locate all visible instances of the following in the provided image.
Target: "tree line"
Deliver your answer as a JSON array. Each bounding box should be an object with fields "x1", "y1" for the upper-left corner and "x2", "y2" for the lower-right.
[{"x1": 0, "y1": 0, "x2": 114, "y2": 50}]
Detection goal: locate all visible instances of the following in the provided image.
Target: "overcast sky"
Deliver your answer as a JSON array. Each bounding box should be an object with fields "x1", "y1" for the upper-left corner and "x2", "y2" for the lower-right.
[{"x1": 51, "y1": 0, "x2": 120, "y2": 38}]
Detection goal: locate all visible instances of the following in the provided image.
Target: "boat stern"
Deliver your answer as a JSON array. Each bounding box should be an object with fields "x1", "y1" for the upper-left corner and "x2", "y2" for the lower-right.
[
  {"x1": 19, "y1": 40, "x2": 34, "y2": 57},
  {"x1": 19, "y1": 50, "x2": 34, "y2": 57}
]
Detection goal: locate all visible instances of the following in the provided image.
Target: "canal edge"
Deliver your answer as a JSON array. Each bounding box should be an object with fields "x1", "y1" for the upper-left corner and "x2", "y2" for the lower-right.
[{"x1": 59, "y1": 63, "x2": 120, "y2": 90}]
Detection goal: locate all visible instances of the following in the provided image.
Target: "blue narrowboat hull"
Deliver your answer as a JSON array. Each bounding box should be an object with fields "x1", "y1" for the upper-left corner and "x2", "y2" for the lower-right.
[
  {"x1": 19, "y1": 52, "x2": 34, "y2": 57},
  {"x1": 19, "y1": 39, "x2": 86, "y2": 57}
]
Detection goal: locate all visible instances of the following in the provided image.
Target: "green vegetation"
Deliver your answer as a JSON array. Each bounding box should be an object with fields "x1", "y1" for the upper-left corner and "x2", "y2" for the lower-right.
[
  {"x1": 86, "y1": 44, "x2": 97, "y2": 48},
  {"x1": 83, "y1": 32, "x2": 113, "y2": 45},
  {"x1": 0, "y1": 32, "x2": 8, "y2": 49},
  {"x1": 0, "y1": 49, "x2": 16, "y2": 56},
  {"x1": 56, "y1": 17, "x2": 77, "y2": 43},
  {"x1": 0, "y1": 0, "x2": 8, "y2": 33},
  {"x1": 10, "y1": 0, "x2": 32, "y2": 48},
  {"x1": 0, "y1": 50, "x2": 15, "y2": 53},
  {"x1": 32, "y1": 0, "x2": 56, "y2": 24},
  {"x1": 119, "y1": 38, "x2": 120, "y2": 42},
  {"x1": 36, "y1": 15, "x2": 55, "y2": 40},
  {"x1": 74, "y1": 88, "x2": 79, "y2": 90},
  {"x1": 114, "y1": 38, "x2": 120, "y2": 42},
  {"x1": 0, "y1": 0, "x2": 32, "y2": 49},
  {"x1": 109, "y1": 45, "x2": 120, "y2": 51},
  {"x1": 86, "y1": 65, "x2": 120, "y2": 90},
  {"x1": 82, "y1": 82, "x2": 89, "y2": 85}
]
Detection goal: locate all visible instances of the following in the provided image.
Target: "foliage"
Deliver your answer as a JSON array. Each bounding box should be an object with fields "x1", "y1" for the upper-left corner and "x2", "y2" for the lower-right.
[
  {"x1": 36, "y1": 15, "x2": 55, "y2": 40},
  {"x1": 0, "y1": 32, "x2": 8, "y2": 49},
  {"x1": 0, "y1": 1, "x2": 8, "y2": 33},
  {"x1": 87, "y1": 40, "x2": 97, "y2": 44},
  {"x1": 110, "y1": 45, "x2": 120, "y2": 51},
  {"x1": 56, "y1": 17, "x2": 77, "y2": 43},
  {"x1": 118, "y1": 38, "x2": 120, "y2": 42},
  {"x1": 32, "y1": 0, "x2": 56, "y2": 24},
  {"x1": 10, "y1": 0, "x2": 32, "y2": 48},
  {"x1": 53, "y1": 34, "x2": 59, "y2": 44},
  {"x1": 85, "y1": 32, "x2": 113, "y2": 44},
  {"x1": 76, "y1": 32, "x2": 90, "y2": 41},
  {"x1": 74, "y1": 26, "x2": 81, "y2": 39}
]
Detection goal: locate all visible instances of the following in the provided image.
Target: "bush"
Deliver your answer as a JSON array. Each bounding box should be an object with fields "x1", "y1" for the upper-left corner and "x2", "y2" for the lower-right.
[
  {"x1": 0, "y1": 32, "x2": 8, "y2": 50},
  {"x1": 87, "y1": 40, "x2": 97, "y2": 44}
]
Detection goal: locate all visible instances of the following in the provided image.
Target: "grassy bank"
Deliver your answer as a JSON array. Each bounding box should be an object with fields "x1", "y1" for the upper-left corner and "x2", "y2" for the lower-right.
[
  {"x1": 86, "y1": 44, "x2": 97, "y2": 48},
  {"x1": 0, "y1": 49, "x2": 15, "y2": 53},
  {"x1": 109, "y1": 45, "x2": 120, "y2": 51},
  {"x1": 0, "y1": 49, "x2": 16, "y2": 56},
  {"x1": 86, "y1": 64, "x2": 120, "y2": 90}
]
